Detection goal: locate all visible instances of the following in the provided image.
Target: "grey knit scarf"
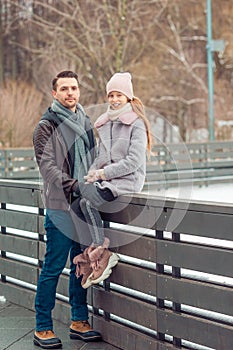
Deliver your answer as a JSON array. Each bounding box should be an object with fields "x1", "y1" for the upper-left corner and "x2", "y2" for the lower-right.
[
  {"x1": 51, "y1": 99, "x2": 92, "y2": 182},
  {"x1": 107, "y1": 102, "x2": 132, "y2": 121}
]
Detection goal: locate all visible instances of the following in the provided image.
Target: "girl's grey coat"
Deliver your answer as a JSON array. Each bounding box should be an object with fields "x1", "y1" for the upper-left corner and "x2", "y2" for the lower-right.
[{"x1": 91, "y1": 110, "x2": 147, "y2": 197}]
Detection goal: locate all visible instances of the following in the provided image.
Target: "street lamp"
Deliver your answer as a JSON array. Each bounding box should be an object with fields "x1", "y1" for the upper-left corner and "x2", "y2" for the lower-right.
[{"x1": 206, "y1": 0, "x2": 225, "y2": 141}]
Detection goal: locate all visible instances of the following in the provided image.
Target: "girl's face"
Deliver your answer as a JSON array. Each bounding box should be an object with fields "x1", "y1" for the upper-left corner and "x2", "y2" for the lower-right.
[{"x1": 108, "y1": 91, "x2": 128, "y2": 110}]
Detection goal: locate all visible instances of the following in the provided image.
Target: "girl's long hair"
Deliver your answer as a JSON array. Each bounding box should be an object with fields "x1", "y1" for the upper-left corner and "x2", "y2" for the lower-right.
[{"x1": 131, "y1": 96, "x2": 153, "y2": 158}]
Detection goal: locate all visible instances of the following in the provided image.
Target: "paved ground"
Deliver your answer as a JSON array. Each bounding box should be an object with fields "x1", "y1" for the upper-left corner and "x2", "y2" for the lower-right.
[{"x1": 0, "y1": 300, "x2": 119, "y2": 350}]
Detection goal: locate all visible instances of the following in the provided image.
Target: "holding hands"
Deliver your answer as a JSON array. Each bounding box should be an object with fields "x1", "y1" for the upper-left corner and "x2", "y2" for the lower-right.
[{"x1": 84, "y1": 169, "x2": 106, "y2": 183}]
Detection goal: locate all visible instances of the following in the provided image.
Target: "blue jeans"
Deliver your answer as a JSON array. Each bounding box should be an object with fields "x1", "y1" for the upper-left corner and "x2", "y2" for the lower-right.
[{"x1": 35, "y1": 209, "x2": 88, "y2": 331}]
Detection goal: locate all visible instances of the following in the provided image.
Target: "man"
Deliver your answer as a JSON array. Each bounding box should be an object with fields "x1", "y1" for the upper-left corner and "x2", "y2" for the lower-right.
[{"x1": 33, "y1": 70, "x2": 101, "y2": 349}]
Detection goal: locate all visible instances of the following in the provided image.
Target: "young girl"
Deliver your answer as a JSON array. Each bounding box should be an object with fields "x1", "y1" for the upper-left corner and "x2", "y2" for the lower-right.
[{"x1": 72, "y1": 72, "x2": 152, "y2": 288}]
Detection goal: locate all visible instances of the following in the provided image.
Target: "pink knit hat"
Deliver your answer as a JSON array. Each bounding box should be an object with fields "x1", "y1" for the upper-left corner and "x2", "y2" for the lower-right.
[{"x1": 106, "y1": 72, "x2": 134, "y2": 100}]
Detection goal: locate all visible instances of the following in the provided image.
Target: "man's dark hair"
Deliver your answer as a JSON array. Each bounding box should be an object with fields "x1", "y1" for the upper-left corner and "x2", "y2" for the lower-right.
[{"x1": 52, "y1": 70, "x2": 79, "y2": 90}]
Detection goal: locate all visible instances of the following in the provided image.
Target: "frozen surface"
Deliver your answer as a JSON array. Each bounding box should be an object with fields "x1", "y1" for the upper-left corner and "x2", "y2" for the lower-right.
[{"x1": 145, "y1": 182, "x2": 233, "y2": 205}]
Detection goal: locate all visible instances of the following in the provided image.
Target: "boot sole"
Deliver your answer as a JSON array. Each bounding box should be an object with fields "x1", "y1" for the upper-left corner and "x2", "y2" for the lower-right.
[
  {"x1": 82, "y1": 253, "x2": 119, "y2": 288},
  {"x1": 33, "y1": 338, "x2": 62, "y2": 349},
  {"x1": 70, "y1": 332, "x2": 102, "y2": 342}
]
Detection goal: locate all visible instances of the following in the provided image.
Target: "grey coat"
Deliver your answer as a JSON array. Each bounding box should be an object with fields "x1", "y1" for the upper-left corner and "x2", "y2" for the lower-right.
[{"x1": 91, "y1": 110, "x2": 147, "y2": 197}]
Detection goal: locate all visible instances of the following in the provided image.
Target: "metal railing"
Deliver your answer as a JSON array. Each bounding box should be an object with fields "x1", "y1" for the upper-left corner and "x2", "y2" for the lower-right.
[
  {"x1": 146, "y1": 140, "x2": 233, "y2": 188},
  {"x1": 1, "y1": 141, "x2": 233, "y2": 188},
  {"x1": 0, "y1": 180, "x2": 233, "y2": 349},
  {"x1": 0, "y1": 148, "x2": 38, "y2": 180}
]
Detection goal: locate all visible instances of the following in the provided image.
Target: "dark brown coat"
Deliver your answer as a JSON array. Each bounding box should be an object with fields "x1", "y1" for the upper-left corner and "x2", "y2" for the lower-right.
[{"x1": 33, "y1": 110, "x2": 95, "y2": 210}]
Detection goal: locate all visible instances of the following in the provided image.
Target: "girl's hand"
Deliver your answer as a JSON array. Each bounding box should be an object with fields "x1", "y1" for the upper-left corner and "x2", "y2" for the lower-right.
[
  {"x1": 84, "y1": 169, "x2": 106, "y2": 183},
  {"x1": 84, "y1": 169, "x2": 98, "y2": 183}
]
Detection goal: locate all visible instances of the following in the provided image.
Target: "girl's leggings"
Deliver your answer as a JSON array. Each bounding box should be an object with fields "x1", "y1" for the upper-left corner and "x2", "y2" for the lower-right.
[{"x1": 71, "y1": 182, "x2": 115, "y2": 247}]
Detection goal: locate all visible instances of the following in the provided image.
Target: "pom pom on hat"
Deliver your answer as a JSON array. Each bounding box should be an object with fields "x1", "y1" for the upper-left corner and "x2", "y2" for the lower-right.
[{"x1": 106, "y1": 72, "x2": 134, "y2": 100}]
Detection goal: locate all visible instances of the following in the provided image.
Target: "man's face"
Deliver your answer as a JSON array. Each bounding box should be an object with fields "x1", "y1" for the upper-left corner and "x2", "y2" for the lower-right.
[{"x1": 52, "y1": 77, "x2": 80, "y2": 112}]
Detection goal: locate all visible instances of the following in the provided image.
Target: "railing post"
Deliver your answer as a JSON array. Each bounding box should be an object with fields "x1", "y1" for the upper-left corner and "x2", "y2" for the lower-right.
[
  {"x1": 0, "y1": 202, "x2": 7, "y2": 283},
  {"x1": 0, "y1": 150, "x2": 7, "y2": 178},
  {"x1": 102, "y1": 220, "x2": 111, "y2": 321},
  {"x1": 172, "y1": 232, "x2": 182, "y2": 348},
  {"x1": 156, "y1": 229, "x2": 165, "y2": 342}
]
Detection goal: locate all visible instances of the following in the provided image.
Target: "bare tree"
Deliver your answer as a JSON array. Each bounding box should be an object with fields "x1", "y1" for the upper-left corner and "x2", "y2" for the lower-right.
[
  {"x1": 7, "y1": 0, "x2": 166, "y2": 104},
  {"x1": 1, "y1": 0, "x2": 233, "y2": 144},
  {"x1": 141, "y1": 1, "x2": 208, "y2": 141}
]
